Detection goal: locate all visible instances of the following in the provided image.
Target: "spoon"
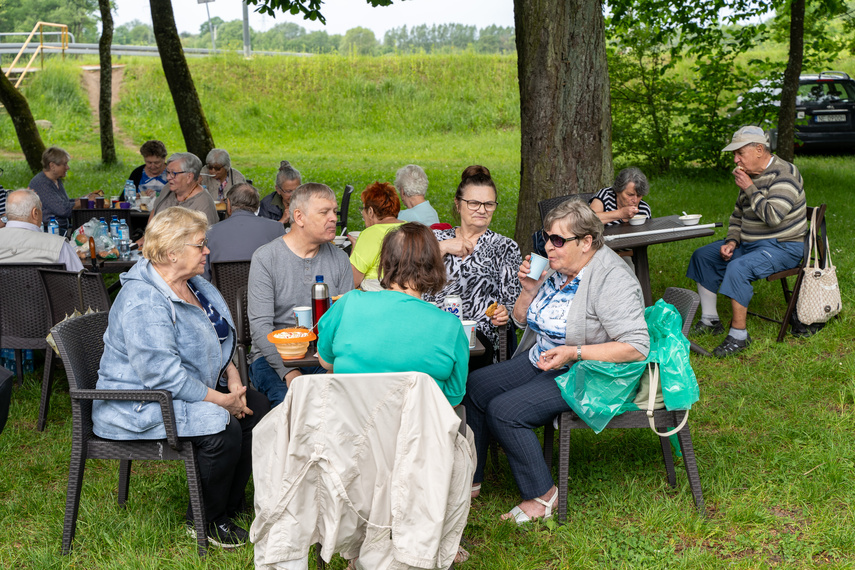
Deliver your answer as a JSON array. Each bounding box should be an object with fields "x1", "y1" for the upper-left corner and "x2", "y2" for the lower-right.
[
  {"x1": 340, "y1": 226, "x2": 347, "y2": 237},
  {"x1": 682, "y1": 211, "x2": 688, "y2": 217}
]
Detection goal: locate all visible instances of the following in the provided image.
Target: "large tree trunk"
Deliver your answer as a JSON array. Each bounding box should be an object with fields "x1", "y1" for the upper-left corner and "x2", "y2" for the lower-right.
[
  {"x1": 98, "y1": 0, "x2": 117, "y2": 164},
  {"x1": 0, "y1": 71, "x2": 45, "y2": 173},
  {"x1": 776, "y1": 0, "x2": 805, "y2": 162},
  {"x1": 513, "y1": 0, "x2": 613, "y2": 249},
  {"x1": 150, "y1": 0, "x2": 214, "y2": 159}
]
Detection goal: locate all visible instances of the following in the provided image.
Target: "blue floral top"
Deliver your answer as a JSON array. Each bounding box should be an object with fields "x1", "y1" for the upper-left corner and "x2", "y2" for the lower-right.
[{"x1": 527, "y1": 268, "x2": 586, "y2": 367}]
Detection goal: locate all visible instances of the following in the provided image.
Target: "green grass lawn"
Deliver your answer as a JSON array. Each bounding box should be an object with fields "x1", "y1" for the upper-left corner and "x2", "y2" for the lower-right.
[{"x1": 1, "y1": 56, "x2": 854, "y2": 569}]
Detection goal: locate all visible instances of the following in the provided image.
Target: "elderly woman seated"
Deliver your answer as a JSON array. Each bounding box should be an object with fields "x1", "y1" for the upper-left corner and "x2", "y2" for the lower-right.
[
  {"x1": 127, "y1": 140, "x2": 169, "y2": 198},
  {"x1": 318, "y1": 222, "x2": 469, "y2": 405},
  {"x1": 348, "y1": 182, "x2": 405, "y2": 291},
  {"x1": 200, "y1": 149, "x2": 246, "y2": 202},
  {"x1": 259, "y1": 160, "x2": 300, "y2": 226},
  {"x1": 149, "y1": 152, "x2": 219, "y2": 227},
  {"x1": 589, "y1": 167, "x2": 652, "y2": 226},
  {"x1": 93, "y1": 206, "x2": 270, "y2": 548},
  {"x1": 464, "y1": 200, "x2": 649, "y2": 523}
]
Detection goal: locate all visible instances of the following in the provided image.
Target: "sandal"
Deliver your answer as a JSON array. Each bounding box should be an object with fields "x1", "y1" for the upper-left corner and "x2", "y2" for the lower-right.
[
  {"x1": 454, "y1": 546, "x2": 470, "y2": 564},
  {"x1": 505, "y1": 489, "x2": 558, "y2": 525}
]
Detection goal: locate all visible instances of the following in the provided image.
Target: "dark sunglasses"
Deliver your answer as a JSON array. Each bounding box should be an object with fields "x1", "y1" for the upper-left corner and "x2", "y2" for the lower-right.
[{"x1": 541, "y1": 229, "x2": 581, "y2": 248}]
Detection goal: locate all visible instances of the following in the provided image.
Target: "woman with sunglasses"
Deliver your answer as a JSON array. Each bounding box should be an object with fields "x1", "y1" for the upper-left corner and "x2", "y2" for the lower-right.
[
  {"x1": 201, "y1": 149, "x2": 246, "y2": 202},
  {"x1": 463, "y1": 199, "x2": 649, "y2": 523},
  {"x1": 424, "y1": 165, "x2": 521, "y2": 370},
  {"x1": 94, "y1": 206, "x2": 270, "y2": 548}
]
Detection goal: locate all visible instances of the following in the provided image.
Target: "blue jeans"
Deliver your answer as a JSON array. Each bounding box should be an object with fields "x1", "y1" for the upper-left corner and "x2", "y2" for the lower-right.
[
  {"x1": 464, "y1": 353, "x2": 568, "y2": 500},
  {"x1": 686, "y1": 238, "x2": 803, "y2": 307},
  {"x1": 249, "y1": 357, "x2": 325, "y2": 408}
]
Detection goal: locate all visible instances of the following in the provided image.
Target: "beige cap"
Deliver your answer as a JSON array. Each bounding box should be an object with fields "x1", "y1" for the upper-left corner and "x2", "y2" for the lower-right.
[{"x1": 722, "y1": 125, "x2": 768, "y2": 152}]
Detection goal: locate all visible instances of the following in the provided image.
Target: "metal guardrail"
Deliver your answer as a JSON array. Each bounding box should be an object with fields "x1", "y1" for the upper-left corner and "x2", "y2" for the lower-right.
[{"x1": 0, "y1": 42, "x2": 312, "y2": 58}]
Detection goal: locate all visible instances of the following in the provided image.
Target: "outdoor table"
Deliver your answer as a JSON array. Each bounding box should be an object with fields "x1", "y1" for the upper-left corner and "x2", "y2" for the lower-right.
[
  {"x1": 603, "y1": 215, "x2": 718, "y2": 307},
  {"x1": 282, "y1": 335, "x2": 487, "y2": 368}
]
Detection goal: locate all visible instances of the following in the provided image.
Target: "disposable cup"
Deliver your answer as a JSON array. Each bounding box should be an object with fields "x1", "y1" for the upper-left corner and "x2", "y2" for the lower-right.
[
  {"x1": 95, "y1": 197, "x2": 105, "y2": 208},
  {"x1": 461, "y1": 320, "x2": 477, "y2": 349},
  {"x1": 79, "y1": 198, "x2": 89, "y2": 209},
  {"x1": 527, "y1": 253, "x2": 549, "y2": 279},
  {"x1": 294, "y1": 306, "x2": 313, "y2": 329},
  {"x1": 88, "y1": 200, "x2": 96, "y2": 209}
]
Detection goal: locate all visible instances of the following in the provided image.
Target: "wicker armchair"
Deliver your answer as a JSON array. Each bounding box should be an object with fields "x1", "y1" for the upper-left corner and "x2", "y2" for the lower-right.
[
  {"x1": 337, "y1": 184, "x2": 354, "y2": 232},
  {"x1": 0, "y1": 263, "x2": 63, "y2": 391},
  {"x1": 210, "y1": 260, "x2": 251, "y2": 326},
  {"x1": 0, "y1": 306, "x2": 12, "y2": 436},
  {"x1": 51, "y1": 311, "x2": 208, "y2": 555},
  {"x1": 37, "y1": 268, "x2": 111, "y2": 431},
  {"x1": 543, "y1": 287, "x2": 705, "y2": 523}
]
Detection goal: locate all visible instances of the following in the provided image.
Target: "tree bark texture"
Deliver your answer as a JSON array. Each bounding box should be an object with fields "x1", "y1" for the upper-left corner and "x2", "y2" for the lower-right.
[
  {"x1": 150, "y1": 0, "x2": 214, "y2": 160},
  {"x1": 776, "y1": 0, "x2": 805, "y2": 163},
  {"x1": 513, "y1": 0, "x2": 613, "y2": 249},
  {"x1": 0, "y1": 70, "x2": 45, "y2": 173},
  {"x1": 98, "y1": 0, "x2": 117, "y2": 164}
]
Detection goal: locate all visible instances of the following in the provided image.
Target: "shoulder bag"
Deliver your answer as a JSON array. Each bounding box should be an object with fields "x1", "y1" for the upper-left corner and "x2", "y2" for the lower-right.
[{"x1": 796, "y1": 209, "x2": 841, "y2": 325}]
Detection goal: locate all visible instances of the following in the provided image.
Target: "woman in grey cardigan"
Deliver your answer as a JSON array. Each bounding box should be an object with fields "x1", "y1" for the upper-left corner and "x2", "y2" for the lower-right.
[{"x1": 464, "y1": 199, "x2": 649, "y2": 524}]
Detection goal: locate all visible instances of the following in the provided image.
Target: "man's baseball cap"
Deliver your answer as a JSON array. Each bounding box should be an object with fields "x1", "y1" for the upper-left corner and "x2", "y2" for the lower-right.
[{"x1": 722, "y1": 125, "x2": 769, "y2": 152}]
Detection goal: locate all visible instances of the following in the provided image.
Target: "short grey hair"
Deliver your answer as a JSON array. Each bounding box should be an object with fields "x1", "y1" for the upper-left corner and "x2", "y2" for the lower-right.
[
  {"x1": 290, "y1": 182, "x2": 336, "y2": 221},
  {"x1": 543, "y1": 199, "x2": 605, "y2": 250},
  {"x1": 227, "y1": 182, "x2": 260, "y2": 213},
  {"x1": 42, "y1": 146, "x2": 70, "y2": 170},
  {"x1": 6, "y1": 189, "x2": 41, "y2": 221},
  {"x1": 394, "y1": 164, "x2": 429, "y2": 197},
  {"x1": 167, "y1": 152, "x2": 203, "y2": 179},
  {"x1": 613, "y1": 167, "x2": 650, "y2": 198},
  {"x1": 205, "y1": 148, "x2": 231, "y2": 169},
  {"x1": 275, "y1": 160, "x2": 301, "y2": 189}
]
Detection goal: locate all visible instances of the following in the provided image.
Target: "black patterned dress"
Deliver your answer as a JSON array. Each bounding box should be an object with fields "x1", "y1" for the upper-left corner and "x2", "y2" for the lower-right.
[{"x1": 425, "y1": 228, "x2": 522, "y2": 361}]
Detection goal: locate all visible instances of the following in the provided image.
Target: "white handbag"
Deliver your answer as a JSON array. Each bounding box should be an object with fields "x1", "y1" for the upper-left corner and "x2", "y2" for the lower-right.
[{"x1": 796, "y1": 209, "x2": 841, "y2": 325}]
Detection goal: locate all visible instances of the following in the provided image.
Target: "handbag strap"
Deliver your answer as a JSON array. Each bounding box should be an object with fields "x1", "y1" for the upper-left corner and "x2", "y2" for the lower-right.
[
  {"x1": 646, "y1": 361, "x2": 689, "y2": 437},
  {"x1": 804, "y1": 208, "x2": 832, "y2": 271}
]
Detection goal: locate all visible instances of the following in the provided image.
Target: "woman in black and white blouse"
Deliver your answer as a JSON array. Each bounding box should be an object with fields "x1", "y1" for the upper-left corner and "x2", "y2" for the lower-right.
[
  {"x1": 589, "y1": 167, "x2": 652, "y2": 226},
  {"x1": 425, "y1": 165, "x2": 521, "y2": 369}
]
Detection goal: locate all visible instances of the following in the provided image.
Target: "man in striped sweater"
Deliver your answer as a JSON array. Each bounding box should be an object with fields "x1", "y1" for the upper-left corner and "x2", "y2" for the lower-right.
[{"x1": 687, "y1": 126, "x2": 807, "y2": 357}]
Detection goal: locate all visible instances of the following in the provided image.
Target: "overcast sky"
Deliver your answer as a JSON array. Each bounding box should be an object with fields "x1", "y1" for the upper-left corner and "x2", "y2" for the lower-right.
[{"x1": 111, "y1": 0, "x2": 516, "y2": 37}]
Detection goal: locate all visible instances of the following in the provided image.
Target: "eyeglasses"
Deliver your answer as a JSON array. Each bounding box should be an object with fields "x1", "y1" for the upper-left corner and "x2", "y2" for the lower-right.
[
  {"x1": 276, "y1": 185, "x2": 295, "y2": 195},
  {"x1": 166, "y1": 170, "x2": 189, "y2": 179},
  {"x1": 541, "y1": 229, "x2": 581, "y2": 248},
  {"x1": 459, "y1": 198, "x2": 498, "y2": 212},
  {"x1": 184, "y1": 238, "x2": 208, "y2": 250},
  {"x1": 207, "y1": 164, "x2": 224, "y2": 171}
]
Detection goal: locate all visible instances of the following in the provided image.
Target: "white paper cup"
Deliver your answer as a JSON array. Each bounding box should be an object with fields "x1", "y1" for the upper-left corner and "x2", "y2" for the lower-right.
[
  {"x1": 294, "y1": 306, "x2": 313, "y2": 329},
  {"x1": 527, "y1": 253, "x2": 549, "y2": 279},
  {"x1": 461, "y1": 320, "x2": 477, "y2": 349},
  {"x1": 348, "y1": 231, "x2": 361, "y2": 240}
]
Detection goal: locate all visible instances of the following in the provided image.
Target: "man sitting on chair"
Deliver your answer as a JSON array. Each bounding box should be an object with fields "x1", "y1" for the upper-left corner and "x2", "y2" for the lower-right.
[
  {"x1": 247, "y1": 183, "x2": 354, "y2": 407},
  {"x1": 0, "y1": 189, "x2": 83, "y2": 272},
  {"x1": 202, "y1": 183, "x2": 285, "y2": 281},
  {"x1": 686, "y1": 126, "x2": 807, "y2": 357}
]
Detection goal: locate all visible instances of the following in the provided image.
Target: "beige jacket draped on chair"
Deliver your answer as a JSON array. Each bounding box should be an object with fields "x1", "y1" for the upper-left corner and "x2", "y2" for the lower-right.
[{"x1": 251, "y1": 372, "x2": 475, "y2": 570}]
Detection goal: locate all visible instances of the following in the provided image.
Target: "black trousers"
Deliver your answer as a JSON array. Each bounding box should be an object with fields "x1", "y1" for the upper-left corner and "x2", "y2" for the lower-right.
[{"x1": 185, "y1": 387, "x2": 270, "y2": 526}]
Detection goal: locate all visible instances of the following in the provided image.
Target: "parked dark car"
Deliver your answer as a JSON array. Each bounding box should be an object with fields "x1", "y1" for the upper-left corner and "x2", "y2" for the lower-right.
[{"x1": 737, "y1": 71, "x2": 855, "y2": 152}]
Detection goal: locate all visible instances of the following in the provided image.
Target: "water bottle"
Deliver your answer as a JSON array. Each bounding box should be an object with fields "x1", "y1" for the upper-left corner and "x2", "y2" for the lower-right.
[
  {"x1": 1, "y1": 349, "x2": 15, "y2": 373},
  {"x1": 47, "y1": 216, "x2": 59, "y2": 235},
  {"x1": 23, "y1": 350, "x2": 34, "y2": 374},
  {"x1": 118, "y1": 218, "x2": 130, "y2": 260},
  {"x1": 99, "y1": 217, "x2": 109, "y2": 239},
  {"x1": 110, "y1": 215, "x2": 120, "y2": 239},
  {"x1": 124, "y1": 180, "x2": 137, "y2": 207},
  {"x1": 311, "y1": 275, "x2": 330, "y2": 327}
]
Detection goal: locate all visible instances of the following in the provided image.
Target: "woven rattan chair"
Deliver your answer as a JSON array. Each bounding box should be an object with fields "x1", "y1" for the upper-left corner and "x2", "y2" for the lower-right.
[
  {"x1": 0, "y1": 263, "x2": 63, "y2": 389},
  {"x1": 51, "y1": 311, "x2": 208, "y2": 555},
  {"x1": 543, "y1": 287, "x2": 705, "y2": 523},
  {"x1": 537, "y1": 192, "x2": 595, "y2": 225},
  {"x1": 747, "y1": 204, "x2": 827, "y2": 341},
  {"x1": 210, "y1": 260, "x2": 251, "y2": 326},
  {"x1": 37, "y1": 268, "x2": 111, "y2": 431},
  {"x1": 235, "y1": 287, "x2": 251, "y2": 387},
  {"x1": 337, "y1": 184, "x2": 354, "y2": 232},
  {"x1": 0, "y1": 308, "x2": 13, "y2": 436}
]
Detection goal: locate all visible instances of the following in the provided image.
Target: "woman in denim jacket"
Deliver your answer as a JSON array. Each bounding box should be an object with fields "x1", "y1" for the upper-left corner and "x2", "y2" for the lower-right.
[{"x1": 94, "y1": 206, "x2": 269, "y2": 549}]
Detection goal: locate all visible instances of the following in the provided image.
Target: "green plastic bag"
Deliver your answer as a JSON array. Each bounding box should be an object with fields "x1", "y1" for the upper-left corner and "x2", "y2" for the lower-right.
[{"x1": 554, "y1": 300, "x2": 699, "y2": 433}]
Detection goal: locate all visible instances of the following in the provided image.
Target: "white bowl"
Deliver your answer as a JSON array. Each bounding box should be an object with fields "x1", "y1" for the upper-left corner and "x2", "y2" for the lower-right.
[
  {"x1": 348, "y1": 231, "x2": 360, "y2": 240},
  {"x1": 332, "y1": 236, "x2": 348, "y2": 247},
  {"x1": 678, "y1": 214, "x2": 702, "y2": 226},
  {"x1": 629, "y1": 215, "x2": 646, "y2": 226}
]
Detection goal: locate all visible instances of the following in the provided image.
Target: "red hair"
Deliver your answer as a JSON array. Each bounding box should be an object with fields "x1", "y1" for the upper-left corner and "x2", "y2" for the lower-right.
[{"x1": 361, "y1": 182, "x2": 401, "y2": 219}]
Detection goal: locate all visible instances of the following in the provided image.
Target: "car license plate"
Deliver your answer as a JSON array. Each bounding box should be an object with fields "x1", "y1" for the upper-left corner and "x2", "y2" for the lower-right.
[{"x1": 815, "y1": 114, "x2": 846, "y2": 123}]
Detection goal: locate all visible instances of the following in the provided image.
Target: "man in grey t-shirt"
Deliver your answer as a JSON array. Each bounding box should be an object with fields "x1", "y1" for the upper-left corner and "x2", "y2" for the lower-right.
[{"x1": 248, "y1": 183, "x2": 353, "y2": 406}]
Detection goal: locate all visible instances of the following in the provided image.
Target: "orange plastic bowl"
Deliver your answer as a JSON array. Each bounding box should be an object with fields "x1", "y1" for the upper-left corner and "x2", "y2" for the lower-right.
[{"x1": 266, "y1": 328, "x2": 317, "y2": 360}]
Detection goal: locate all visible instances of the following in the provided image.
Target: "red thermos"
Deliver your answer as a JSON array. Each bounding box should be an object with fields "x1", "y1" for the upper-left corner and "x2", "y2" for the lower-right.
[{"x1": 311, "y1": 275, "x2": 330, "y2": 327}]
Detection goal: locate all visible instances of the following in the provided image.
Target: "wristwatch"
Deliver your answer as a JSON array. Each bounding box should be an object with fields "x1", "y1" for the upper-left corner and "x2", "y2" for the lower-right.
[{"x1": 576, "y1": 345, "x2": 583, "y2": 361}]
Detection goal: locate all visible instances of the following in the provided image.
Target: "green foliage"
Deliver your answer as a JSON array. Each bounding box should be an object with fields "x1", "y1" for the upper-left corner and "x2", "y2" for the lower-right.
[
  {"x1": 340, "y1": 27, "x2": 378, "y2": 56},
  {"x1": 246, "y1": 0, "x2": 395, "y2": 24},
  {"x1": 112, "y1": 19, "x2": 155, "y2": 46},
  {"x1": 0, "y1": 0, "x2": 100, "y2": 43}
]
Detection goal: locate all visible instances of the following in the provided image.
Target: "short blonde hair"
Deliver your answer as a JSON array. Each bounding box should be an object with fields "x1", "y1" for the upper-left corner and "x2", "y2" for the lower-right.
[{"x1": 142, "y1": 207, "x2": 209, "y2": 264}]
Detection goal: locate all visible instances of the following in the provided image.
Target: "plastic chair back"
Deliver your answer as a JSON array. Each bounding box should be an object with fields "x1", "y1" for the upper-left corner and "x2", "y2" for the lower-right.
[{"x1": 38, "y1": 269, "x2": 111, "y2": 327}]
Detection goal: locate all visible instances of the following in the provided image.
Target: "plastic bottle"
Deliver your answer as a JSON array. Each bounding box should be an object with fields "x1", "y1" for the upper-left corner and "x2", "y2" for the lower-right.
[
  {"x1": 47, "y1": 216, "x2": 59, "y2": 235},
  {"x1": 124, "y1": 180, "x2": 137, "y2": 208},
  {"x1": 110, "y1": 215, "x2": 120, "y2": 239},
  {"x1": 23, "y1": 350, "x2": 34, "y2": 374},
  {"x1": 99, "y1": 217, "x2": 109, "y2": 239},
  {"x1": 311, "y1": 275, "x2": 330, "y2": 327},
  {"x1": 118, "y1": 218, "x2": 130, "y2": 260},
  {"x1": 0, "y1": 349, "x2": 15, "y2": 373}
]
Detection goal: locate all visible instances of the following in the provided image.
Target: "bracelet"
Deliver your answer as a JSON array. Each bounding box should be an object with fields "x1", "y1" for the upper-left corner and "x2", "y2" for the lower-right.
[{"x1": 576, "y1": 344, "x2": 583, "y2": 361}]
